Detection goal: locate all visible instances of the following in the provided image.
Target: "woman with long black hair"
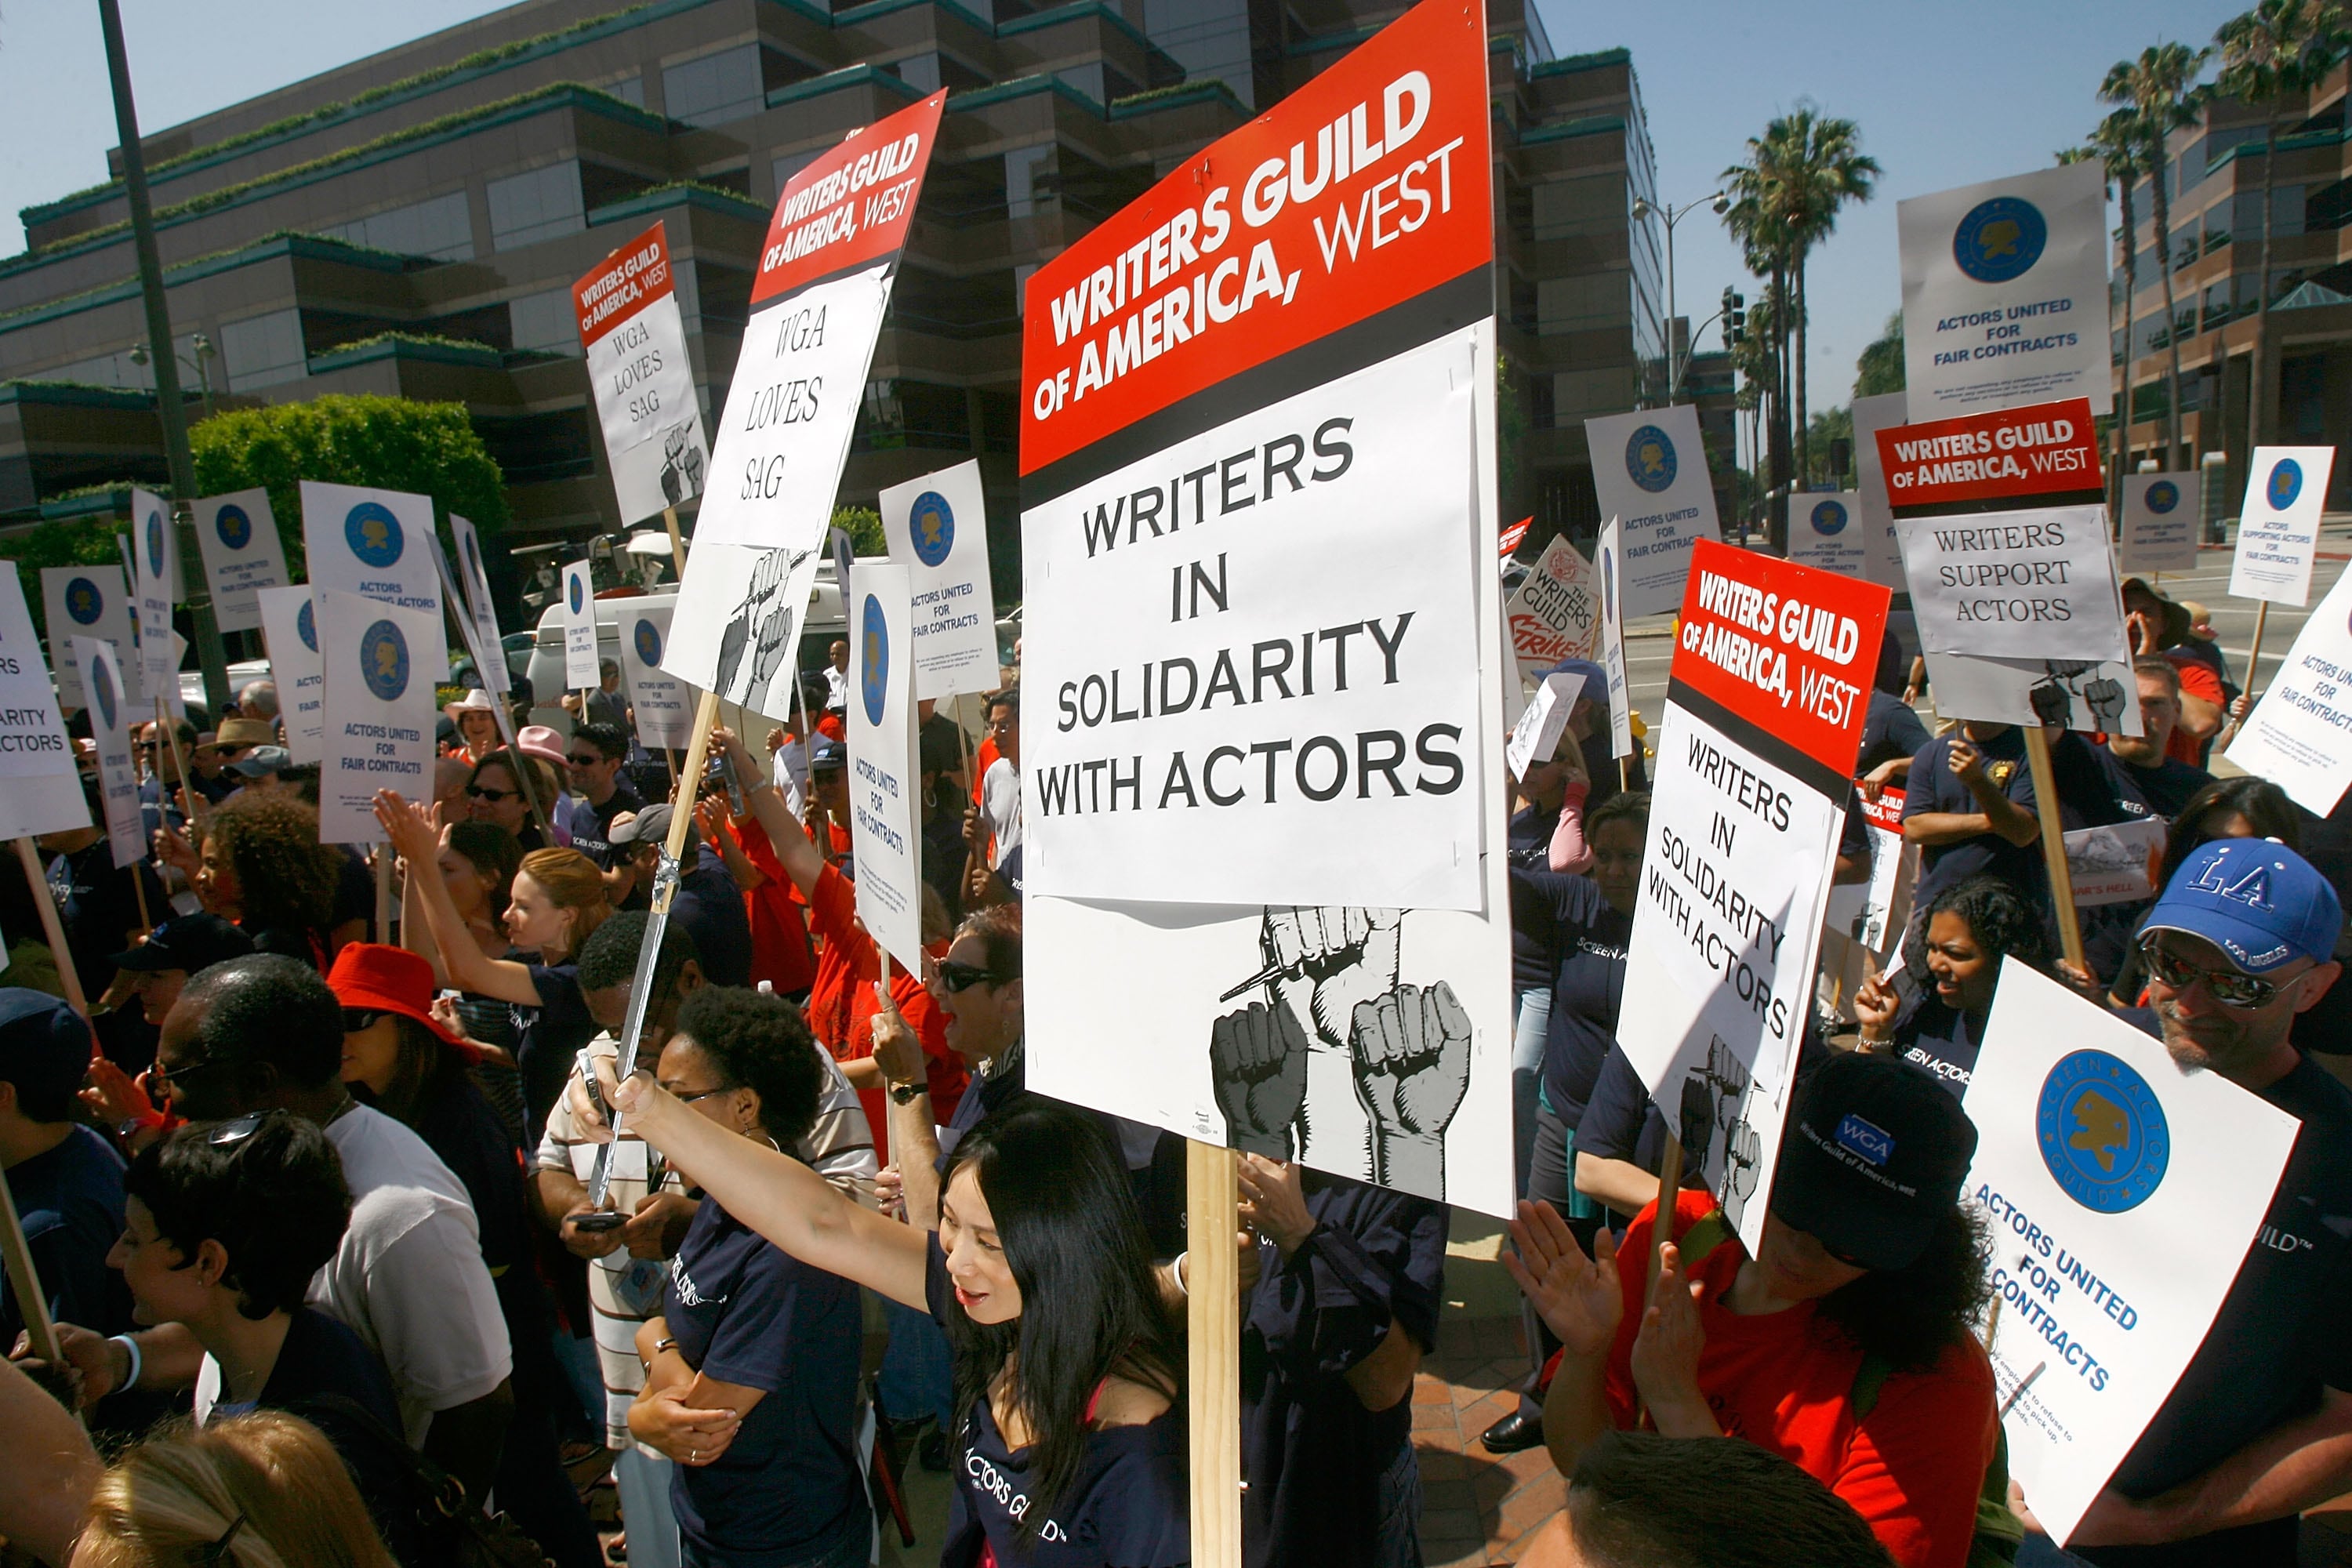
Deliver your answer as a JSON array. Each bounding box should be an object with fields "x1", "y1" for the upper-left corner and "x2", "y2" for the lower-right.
[
  {"x1": 1851, "y1": 874, "x2": 2055, "y2": 1096},
  {"x1": 589, "y1": 1056, "x2": 1187, "y2": 1567}
]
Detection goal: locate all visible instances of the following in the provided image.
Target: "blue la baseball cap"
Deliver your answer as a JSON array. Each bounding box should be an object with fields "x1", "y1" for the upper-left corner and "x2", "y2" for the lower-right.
[
  {"x1": 2141, "y1": 840, "x2": 2343, "y2": 975},
  {"x1": 1544, "y1": 658, "x2": 1606, "y2": 695}
]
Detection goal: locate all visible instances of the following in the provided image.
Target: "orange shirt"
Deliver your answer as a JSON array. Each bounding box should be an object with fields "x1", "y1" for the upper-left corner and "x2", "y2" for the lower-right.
[
  {"x1": 802, "y1": 863, "x2": 965, "y2": 1152},
  {"x1": 1602, "y1": 1192, "x2": 1997, "y2": 1568},
  {"x1": 723, "y1": 816, "x2": 814, "y2": 995}
]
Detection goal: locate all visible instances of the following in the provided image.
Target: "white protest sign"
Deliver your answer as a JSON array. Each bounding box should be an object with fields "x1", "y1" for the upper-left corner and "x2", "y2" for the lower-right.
[
  {"x1": 1617, "y1": 543, "x2": 1889, "y2": 1254},
  {"x1": 317, "y1": 590, "x2": 437, "y2": 845},
  {"x1": 560, "y1": 563, "x2": 599, "y2": 690},
  {"x1": 575, "y1": 220, "x2": 707, "y2": 525},
  {"x1": 39, "y1": 564, "x2": 137, "y2": 711},
  {"x1": 2222, "y1": 564, "x2": 2352, "y2": 814},
  {"x1": 1898, "y1": 503, "x2": 2125, "y2": 662},
  {"x1": 1788, "y1": 492, "x2": 1866, "y2": 579},
  {"x1": 191, "y1": 488, "x2": 289, "y2": 632},
  {"x1": 1506, "y1": 670, "x2": 1584, "y2": 782},
  {"x1": 2063, "y1": 815, "x2": 2166, "y2": 907},
  {"x1": 0, "y1": 575, "x2": 90, "y2": 840},
  {"x1": 254, "y1": 586, "x2": 325, "y2": 767},
  {"x1": 881, "y1": 460, "x2": 1000, "y2": 700},
  {"x1": 1584, "y1": 405, "x2": 1723, "y2": 619},
  {"x1": 1504, "y1": 535, "x2": 1599, "y2": 681},
  {"x1": 1018, "y1": 330, "x2": 1485, "y2": 912},
  {"x1": 1899, "y1": 161, "x2": 2111, "y2": 416},
  {"x1": 2229, "y1": 446, "x2": 2336, "y2": 607},
  {"x1": 1597, "y1": 518, "x2": 1632, "y2": 760},
  {"x1": 1966, "y1": 961, "x2": 2298, "y2": 1545},
  {"x1": 846, "y1": 564, "x2": 923, "y2": 972},
  {"x1": 2118, "y1": 473, "x2": 2200, "y2": 575},
  {"x1": 298, "y1": 481, "x2": 449, "y2": 681},
  {"x1": 1824, "y1": 787, "x2": 1910, "y2": 954},
  {"x1": 130, "y1": 488, "x2": 178, "y2": 699},
  {"x1": 1852, "y1": 392, "x2": 1909, "y2": 590},
  {"x1": 448, "y1": 514, "x2": 508, "y2": 693},
  {"x1": 619, "y1": 604, "x2": 693, "y2": 751},
  {"x1": 70, "y1": 637, "x2": 143, "y2": 868},
  {"x1": 1921, "y1": 651, "x2": 2143, "y2": 737}
]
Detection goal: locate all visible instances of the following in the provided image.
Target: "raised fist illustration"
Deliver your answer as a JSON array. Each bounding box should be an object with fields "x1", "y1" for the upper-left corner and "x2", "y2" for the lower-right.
[
  {"x1": 1210, "y1": 1000, "x2": 1308, "y2": 1160},
  {"x1": 2027, "y1": 673, "x2": 2072, "y2": 729},
  {"x1": 1260, "y1": 906, "x2": 1402, "y2": 1051},
  {"x1": 1350, "y1": 980, "x2": 1472, "y2": 1196},
  {"x1": 2083, "y1": 674, "x2": 2125, "y2": 732}
]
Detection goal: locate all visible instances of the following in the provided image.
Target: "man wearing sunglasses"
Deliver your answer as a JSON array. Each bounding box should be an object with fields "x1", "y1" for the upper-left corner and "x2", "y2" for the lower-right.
[
  {"x1": 561, "y1": 722, "x2": 643, "y2": 877},
  {"x1": 2038, "y1": 839, "x2": 2349, "y2": 1566}
]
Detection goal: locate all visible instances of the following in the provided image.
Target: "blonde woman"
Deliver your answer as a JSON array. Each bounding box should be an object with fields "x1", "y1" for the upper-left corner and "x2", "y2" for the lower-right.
[
  {"x1": 378, "y1": 789, "x2": 609, "y2": 1145},
  {"x1": 74, "y1": 1410, "x2": 398, "y2": 1568}
]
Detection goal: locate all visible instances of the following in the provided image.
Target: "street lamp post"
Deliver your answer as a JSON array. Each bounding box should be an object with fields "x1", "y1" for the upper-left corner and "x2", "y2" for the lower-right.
[
  {"x1": 130, "y1": 334, "x2": 216, "y2": 422},
  {"x1": 1630, "y1": 189, "x2": 1728, "y2": 402}
]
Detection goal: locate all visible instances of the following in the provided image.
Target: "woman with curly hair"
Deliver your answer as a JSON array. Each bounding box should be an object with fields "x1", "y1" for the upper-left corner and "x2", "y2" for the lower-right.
[
  {"x1": 1850, "y1": 874, "x2": 2054, "y2": 1098},
  {"x1": 196, "y1": 795, "x2": 345, "y2": 970},
  {"x1": 1512, "y1": 1052, "x2": 1997, "y2": 1568}
]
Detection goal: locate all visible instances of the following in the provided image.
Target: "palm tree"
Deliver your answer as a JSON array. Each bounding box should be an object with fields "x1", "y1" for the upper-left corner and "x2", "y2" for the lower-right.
[
  {"x1": 1722, "y1": 110, "x2": 1878, "y2": 495},
  {"x1": 2216, "y1": 0, "x2": 2352, "y2": 446},
  {"x1": 2067, "y1": 111, "x2": 2145, "y2": 498},
  {"x1": 1720, "y1": 172, "x2": 1795, "y2": 530},
  {"x1": 2103, "y1": 42, "x2": 2212, "y2": 466}
]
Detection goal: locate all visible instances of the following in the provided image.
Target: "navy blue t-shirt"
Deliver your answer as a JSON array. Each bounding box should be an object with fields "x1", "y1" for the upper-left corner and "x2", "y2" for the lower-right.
[
  {"x1": 666, "y1": 1196, "x2": 863, "y2": 1566},
  {"x1": 1882, "y1": 994, "x2": 1982, "y2": 1098},
  {"x1": 513, "y1": 960, "x2": 595, "y2": 1148},
  {"x1": 1508, "y1": 800, "x2": 1564, "y2": 992},
  {"x1": 1509, "y1": 866, "x2": 1630, "y2": 1127},
  {"x1": 2094, "y1": 746, "x2": 2212, "y2": 822},
  {"x1": 568, "y1": 782, "x2": 646, "y2": 871},
  {"x1": 267, "y1": 1307, "x2": 426, "y2": 1566},
  {"x1": 1240, "y1": 1177, "x2": 1446, "y2": 1568},
  {"x1": 1856, "y1": 690, "x2": 1930, "y2": 775},
  {"x1": 926, "y1": 1236, "x2": 1188, "y2": 1568},
  {"x1": 1901, "y1": 727, "x2": 2119, "y2": 911},
  {"x1": 673, "y1": 848, "x2": 753, "y2": 989},
  {"x1": 2, "y1": 1125, "x2": 129, "y2": 1348}
]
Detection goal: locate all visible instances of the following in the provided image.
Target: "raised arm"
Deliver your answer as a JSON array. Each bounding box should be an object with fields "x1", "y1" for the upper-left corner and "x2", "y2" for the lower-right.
[
  {"x1": 695, "y1": 798, "x2": 767, "y2": 892},
  {"x1": 1548, "y1": 776, "x2": 1594, "y2": 873},
  {"x1": 709, "y1": 727, "x2": 824, "y2": 898},
  {"x1": 374, "y1": 791, "x2": 546, "y2": 1007},
  {"x1": 595, "y1": 1055, "x2": 928, "y2": 1309}
]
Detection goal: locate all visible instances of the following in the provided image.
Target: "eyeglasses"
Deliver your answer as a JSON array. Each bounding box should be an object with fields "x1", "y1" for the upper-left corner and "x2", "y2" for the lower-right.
[
  {"x1": 935, "y1": 960, "x2": 1007, "y2": 993},
  {"x1": 204, "y1": 1112, "x2": 267, "y2": 1146},
  {"x1": 212, "y1": 745, "x2": 250, "y2": 760},
  {"x1": 466, "y1": 785, "x2": 520, "y2": 803},
  {"x1": 2139, "y1": 936, "x2": 2285, "y2": 1009},
  {"x1": 565, "y1": 754, "x2": 604, "y2": 768},
  {"x1": 670, "y1": 1084, "x2": 734, "y2": 1104},
  {"x1": 151, "y1": 1054, "x2": 233, "y2": 1100},
  {"x1": 342, "y1": 1008, "x2": 386, "y2": 1033}
]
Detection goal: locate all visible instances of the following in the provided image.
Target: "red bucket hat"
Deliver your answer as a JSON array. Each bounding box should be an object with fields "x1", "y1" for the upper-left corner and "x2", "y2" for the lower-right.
[{"x1": 326, "y1": 943, "x2": 474, "y2": 1060}]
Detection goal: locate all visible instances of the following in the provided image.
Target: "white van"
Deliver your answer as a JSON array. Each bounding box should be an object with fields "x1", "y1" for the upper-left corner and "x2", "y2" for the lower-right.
[{"x1": 524, "y1": 559, "x2": 850, "y2": 731}]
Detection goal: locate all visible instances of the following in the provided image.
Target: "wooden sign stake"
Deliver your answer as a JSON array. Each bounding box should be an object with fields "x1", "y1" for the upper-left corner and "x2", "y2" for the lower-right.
[
  {"x1": 1186, "y1": 1138, "x2": 1242, "y2": 1566},
  {"x1": 2244, "y1": 601, "x2": 2273, "y2": 702},
  {"x1": 2022, "y1": 726, "x2": 2087, "y2": 971},
  {"x1": 13, "y1": 839, "x2": 89, "y2": 1018},
  {"x1": 0, "y1": 1156, "x2": 63, "y2": 1366}
]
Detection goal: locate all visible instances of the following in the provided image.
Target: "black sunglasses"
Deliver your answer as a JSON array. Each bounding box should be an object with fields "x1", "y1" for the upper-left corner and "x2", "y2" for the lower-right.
[
  {"x1": 935, "y1": 960, "x2": 1007, "y2": 993},
  {"x1": 565, "y1": 753, "x2": 605, "y2": 768},
  {"x1": 2138, "y1": 935, "x2": 2283, "y2": 1009},
  {"x1": 203, "y1": 1112, "x2": 267, "y2": 1146},
  {"x1": 151, "y1": 1054, "x2": 233, "y2": 1098},
  {"x1": 342, "y1": 1008, "x2": 386, "y2": 1033},
  {"x1": 466, "y1": 784, "x2": 520, "y2": 803}
]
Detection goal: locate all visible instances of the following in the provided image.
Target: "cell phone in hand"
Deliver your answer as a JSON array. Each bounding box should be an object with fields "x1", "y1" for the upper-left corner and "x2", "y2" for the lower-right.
[{"x1": 572, "y1": 1210, "x2": 626, "y2": 1233}]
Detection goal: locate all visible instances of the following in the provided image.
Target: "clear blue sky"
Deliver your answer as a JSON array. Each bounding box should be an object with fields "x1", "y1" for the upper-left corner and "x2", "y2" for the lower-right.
[{"x1": 5, "y1": 0, "x2": 2244, "y2": 417}]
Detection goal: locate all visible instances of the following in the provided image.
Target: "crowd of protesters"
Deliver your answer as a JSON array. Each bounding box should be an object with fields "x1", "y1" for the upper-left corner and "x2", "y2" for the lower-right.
[{"x1": 0, "y1": 560, "x2": 2344, "y2": 1568}]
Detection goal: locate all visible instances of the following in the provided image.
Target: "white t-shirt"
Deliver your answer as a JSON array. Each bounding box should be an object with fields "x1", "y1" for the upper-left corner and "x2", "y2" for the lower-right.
[
  {"x1": 982, "y1": 756, "x2": 1022, "y2": 869},
  {"x1": 825, "y1": 665, "x2": 850, "y2": 711},
  {"x1": 311, "y1": 1105, "x2": 512, "y2": 1446},
  {"x1": 772, "y1": 736, "x2": 808, "y2": 817}
]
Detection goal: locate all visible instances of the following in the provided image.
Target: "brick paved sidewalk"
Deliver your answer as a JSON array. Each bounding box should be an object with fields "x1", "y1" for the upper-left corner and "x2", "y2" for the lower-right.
[{"x1": 1413, "y1": 1210, "x2": 1563, "y2": 1567}]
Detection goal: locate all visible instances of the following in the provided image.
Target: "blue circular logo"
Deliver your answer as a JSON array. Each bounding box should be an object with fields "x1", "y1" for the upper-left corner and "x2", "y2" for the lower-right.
[
  {"x1": 2145, "y1": 481, "x2": 2180, "y2": 514},
  {"x1": 568, "y1": 573, "x2": 585, "y2": 615},
  {"x1": 345, "y1": 502, "x2": 404, "y2": 568},
  {"x1": 1626, "y1": 425, "x2": 1677, "y2": 493},
  {"x1": 64, "y1": 577, "x2": 103, "y2": 626},
  {"x1": 909, "y1": 491, "x2": 955, "y2": 567},
  {"x1": 360, "y1": 619, "x2": 410, "y2": 702},
  {"x1": 144, "y1": 510, "x2": 166, "y2": 576},
  {"x1": 2038, "y1": 1050, "x2": 2169, "y2": 1214},
  {"x1": 1811, "y1": 499, "x2": 1849, "y2": 536},
  {"x1": 1953, "y1": 196, "x2": 2048, "y2": 284},
  {"x1": 215, "y1": 503, "x2": 252, "y2": 550},
  {"x1": 296, "y1": 597, "x2": 318, "y2": 653},
  {"x1": 859, "y1": 593, "x2": 888, "y2": 728},
  {"x1": 634, "y1": 618, "x2": 661, "y2": 665},
  {"x1": 92, "y1": 658, "x2": 117, "y2": 732},
  {"x1": 2269, "y1": 459, "x2": 2303, "y2": 510}
]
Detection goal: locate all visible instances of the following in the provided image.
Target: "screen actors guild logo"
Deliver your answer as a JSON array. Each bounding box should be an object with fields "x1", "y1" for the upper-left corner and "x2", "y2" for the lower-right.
[
  {"x1": 1952, "y1": 196, "x2": 2047, "y2": 284},
  {"x1": 1625, "y1": 426, "x2": 1676, "y2": 494},
  {"x1": 360, "y1": 619, "x2": 412, "y2": 702},
  {"x1": 2038, "y1": 1050, "x2": 2168, "y2": 1214},
  {"x1": 909, "y1": 491, "x2": 955, "y2": 567},
  {"x1": 346, "y1": 503, "x2": 405, "y2": 568}
]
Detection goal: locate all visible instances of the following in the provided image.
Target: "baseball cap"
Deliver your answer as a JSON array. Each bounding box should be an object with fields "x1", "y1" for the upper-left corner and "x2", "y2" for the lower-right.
[
  {"x1": 1543, "y1": 658, "x2": 1606, "y2": 699},
  {"x1": 0, "y1": 989, "x2": 94, "y2": 1116},
  {"x1": 229, "y1": 745, "x2": 290, "y2": 779},
  {"x1": 325, "y1": 944, "x2": 467, "y2": 1052},
  {"x1": 612, "y1": 801, "x2": 699, "y2": 855},
  {"x1": 109, "y1": 913, "x2": 256, "y2": 975},
  {"x1": 2140, "y1": 839, "x2": 2342, "y2": 976},
  {"x1": 1769, "y1": 1052, "x2": 1978, "y2": 1272},
  {"x1": 808, "y1": 737, "x2": 847, "y2": 773}
]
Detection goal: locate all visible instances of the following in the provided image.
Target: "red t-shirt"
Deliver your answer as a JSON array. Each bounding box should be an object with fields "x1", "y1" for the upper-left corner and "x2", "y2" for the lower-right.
[
  {"x1": 971, "y1": 737, "x2": 1001, "y2": 808},
  {"x1": 2165, "y1": 653, "x2": 2226, "y2": 767},
  {"x1": 1602, "y1": 1192, "x2": 1996, "y2": 1568},
  {"x1": 802, "y1": 863, "x2": 965, "y2": 1150},
  {"x1": 724, "y1": 816, "x2": 814, "y2": 995}
]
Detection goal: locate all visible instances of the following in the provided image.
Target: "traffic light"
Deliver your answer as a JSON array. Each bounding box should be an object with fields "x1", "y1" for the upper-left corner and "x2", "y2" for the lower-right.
[{"x1": 1723, "y1": 288, "x2": 1746, "y2": 347}]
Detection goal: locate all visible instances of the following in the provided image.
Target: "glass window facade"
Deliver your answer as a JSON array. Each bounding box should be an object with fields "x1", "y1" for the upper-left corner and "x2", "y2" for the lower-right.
[
  {"x1": 323, "y1": 191, "x2": 473, "y2": 261},
  {"x1": 487, "y1": 163, "x2": 585, "y2": 252},
  {"x1": 663, "y1": 45, "x2": 763, "y2": 127},
  {"x1": 219, "y1": 309, "x2": 307, "y2": 388},
  {"x1": 509, "y1": 289, "x2": 582, "y2": 355},
  {"x1": 1144, "y1": 0, "x2": 1254, "y2": 108}
]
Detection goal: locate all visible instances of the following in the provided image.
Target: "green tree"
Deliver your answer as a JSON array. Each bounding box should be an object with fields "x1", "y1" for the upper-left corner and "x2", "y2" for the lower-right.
[
  {"x1": 188, "y1": 394, "x2": 508, "y2": 580},
  {"x1": 1853, "y1": 311, "x2": 1905, "y2": 400},
  {"x1": 2216, "y1": 0, "x2": 2352, "y2": 445},
  {"x1": 2063, "y1": 114, "x2": 2145, "y2": 499},
  {"x1": 2103, "y1": 42, "x2": 2211, "y2": 464},
  {"x1": 831, "y1": 505, "x2": 886, "y2": 554},
  {"x1": 1807, "y1": 405, "x2": 1854, "y2": 488}
]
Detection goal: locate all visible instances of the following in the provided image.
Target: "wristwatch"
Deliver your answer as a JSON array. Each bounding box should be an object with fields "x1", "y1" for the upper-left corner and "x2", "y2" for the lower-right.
[{"x1": 888, "y1": 1080, "x2": 925, "y2": 1105}]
